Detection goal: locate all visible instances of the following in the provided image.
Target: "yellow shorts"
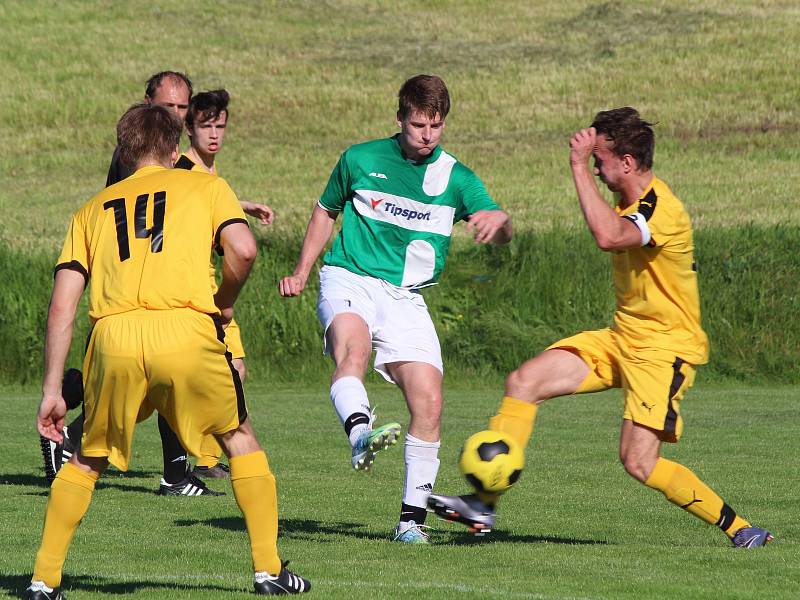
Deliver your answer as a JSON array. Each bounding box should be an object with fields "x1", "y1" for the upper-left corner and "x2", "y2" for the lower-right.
[
  {"x1": 225, "y1": 319, "x2": 246, "y2": 360},
  {"x1": 80, "y1": 309, "x2": 247, "y2": 471},
  {"x1": 547, "y1": 328, "x2": 696, "y2": 442}
]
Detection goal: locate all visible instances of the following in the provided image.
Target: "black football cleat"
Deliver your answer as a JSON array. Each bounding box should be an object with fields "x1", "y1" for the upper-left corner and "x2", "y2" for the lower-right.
[
  {"x1": 39, "y1": 435, "x2": 62, "y2": 484},
  {"x1": 254, "y1": 562, "x2": 311, "y2": 595},
  {"x1": 427, "y1": 493, "x2": 496, "y2": 535},
  {"x1": 22, "y1": 581, "x2": 66, "y2": 599},
  {"x1": 157, "y1": 474, "x2": 225, "y2": 497},
  {"x1": 192, "y1": 462, "x2": 230, "y2": 479}
]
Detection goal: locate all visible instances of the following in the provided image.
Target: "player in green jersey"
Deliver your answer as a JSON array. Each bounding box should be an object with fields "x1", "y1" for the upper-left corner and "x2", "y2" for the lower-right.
[{"x1": 280, "y1": 74, "x2": 512, "y2": 543}]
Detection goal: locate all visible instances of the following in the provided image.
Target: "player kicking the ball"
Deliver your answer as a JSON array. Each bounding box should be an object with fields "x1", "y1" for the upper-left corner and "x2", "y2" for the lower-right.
[
  {"x1": 428, "y1": 107, "x2": 773, "y2": 549},
  {"x1": 280, "y1": 74, "x2": 512, "y2": 543}
]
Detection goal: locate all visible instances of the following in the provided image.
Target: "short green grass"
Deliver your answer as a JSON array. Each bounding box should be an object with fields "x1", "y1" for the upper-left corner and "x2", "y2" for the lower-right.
[{"x1": 1, "y1": 382, "x2": 797, "y2": 599}]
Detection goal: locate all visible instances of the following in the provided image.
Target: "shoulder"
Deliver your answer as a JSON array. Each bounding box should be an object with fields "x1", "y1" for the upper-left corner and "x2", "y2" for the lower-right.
[
  {"x1": 650, "y1": 177, "x2": 689, "y2": 218},
  {"x1": 344, "y1": 137, "x2": 395, "y2": 160}
]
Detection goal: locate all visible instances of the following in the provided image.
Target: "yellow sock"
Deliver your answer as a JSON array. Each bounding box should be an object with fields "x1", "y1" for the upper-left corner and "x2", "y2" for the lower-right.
[
  {"x1": 196, "y1": 435, "x2": 223, "y2": 468},
  {"x1": 645, "y1": 458, "x2": 751, "y2": 538},
  {"x1": 33, "y1": 463, "x2": 98, "y2": 587},
  {"x1": 488, "y1": 396, "x2": 538, "y2": 449},
  {"x1": 230, "y1": 451, "x2": 281, "y2": 574}
]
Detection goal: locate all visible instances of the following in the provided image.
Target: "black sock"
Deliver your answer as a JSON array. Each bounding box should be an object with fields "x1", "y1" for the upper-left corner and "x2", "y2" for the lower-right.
[
  {"x1": 400, "y1": 502, "x2": 427, "y2": 525},
  {"x1": 158, "y1": 414, "x2": 189, "y2": 484}
]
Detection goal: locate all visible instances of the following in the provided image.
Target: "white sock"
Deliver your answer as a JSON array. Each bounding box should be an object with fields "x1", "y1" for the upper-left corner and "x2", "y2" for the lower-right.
[
  {"x1": 402, "y1": 433, "x2": 440, "y2": 514},
  {"x1": 330, "y1": 376, "x2": 371, "y2": 447}
]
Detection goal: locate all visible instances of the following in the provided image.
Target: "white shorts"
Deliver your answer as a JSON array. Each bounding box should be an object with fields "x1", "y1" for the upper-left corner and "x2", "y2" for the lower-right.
[{"x1": 317, "y1": 265, "x2": 443, "y2": 383}]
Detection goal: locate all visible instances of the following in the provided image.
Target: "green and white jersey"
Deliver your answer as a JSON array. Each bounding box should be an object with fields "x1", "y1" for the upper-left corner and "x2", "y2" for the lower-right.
[{"x1": 319, "y1": 135, "x2": 499, "y2": 288}]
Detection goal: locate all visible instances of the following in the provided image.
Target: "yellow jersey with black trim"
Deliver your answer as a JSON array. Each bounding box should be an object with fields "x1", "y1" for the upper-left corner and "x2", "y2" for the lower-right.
[
  {"x1": 613, "y1": 177, "x2": 709, "y2": 364},
  {"x1": 175, "y1": 152, "x2": 225, "y2": 293},
  {"x1": 55, "y1": 165, "x2": 247, "y2": 322},
  {"x1": 174, "y1": 152, "x2": 213, "y2": 174}
]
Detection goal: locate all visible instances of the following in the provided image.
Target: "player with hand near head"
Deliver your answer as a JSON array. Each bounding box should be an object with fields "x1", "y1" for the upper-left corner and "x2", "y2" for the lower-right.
[
  {"x1": 428, "y1": 108, "x2": 772, "y2": 549},
  {"x1": 175, "y1": 88, "x2": 275, "y2": 478},
  {"x1": 280, "y1": 74, "x2": 512, "y2": 544},
  {"x1": 24, "y1": 103, "x2": 310, "y2": 600}
]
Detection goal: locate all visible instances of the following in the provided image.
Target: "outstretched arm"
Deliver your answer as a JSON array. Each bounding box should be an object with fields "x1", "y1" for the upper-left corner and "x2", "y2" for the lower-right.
[
  {"x1": 240, "y1": 200, "x2": 275, "y2": 226},
  {"x1": 569, "y1": 127, "x2": 641, "y2": 251},
  {"x1": 40, "y1": 269, "x2": 85, "y2": 442},
  {"x1": 279, "y1": 205, "x2": 338, "y2": 297}
]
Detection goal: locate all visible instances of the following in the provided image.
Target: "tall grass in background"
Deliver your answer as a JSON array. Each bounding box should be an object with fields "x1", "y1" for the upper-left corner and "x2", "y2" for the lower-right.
[{"x1": 4, "y1": 225, "x2": 797, "y2": 386}]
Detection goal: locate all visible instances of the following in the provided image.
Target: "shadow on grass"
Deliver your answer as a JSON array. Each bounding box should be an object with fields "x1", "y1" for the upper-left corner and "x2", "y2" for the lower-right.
[
  {"x1": 175, "y1": 516, "x2": 607, "y2": 546},
  {"x1": 176, "y1": 516, "x2": 389, "y2": 542},
  {"x1": 0, "y1": 573, "x2": 241, "y2": 597},
  {"x1": 437, "y1": 528, "x2": 610, "y2": 546},
  {"x1": 1, "y1": 472, "x2": 163, "y2": 496}
]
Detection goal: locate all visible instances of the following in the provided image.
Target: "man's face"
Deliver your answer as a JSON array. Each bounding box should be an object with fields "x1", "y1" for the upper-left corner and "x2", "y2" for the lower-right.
[
  {"x1": 188, "y1": 111, "x2": 227, "y2": 156},
  {"x1": 396, "y1": 110, "x2": 445, "y2": 162},
  {"x1": 148, "y1": 79, "x2": 191, "y2": 121},
  {"x1": 592, "y1": 134, "x2": 626, "y2": 192}
]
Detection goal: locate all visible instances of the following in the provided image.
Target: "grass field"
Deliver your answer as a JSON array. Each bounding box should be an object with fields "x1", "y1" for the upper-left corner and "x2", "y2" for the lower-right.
[
  {"x1": 1, "y1": 382, "x2": 797, "y2": 599},
  {"x1": 1, "y1": 2, "x2": 798, "y2": 598}
]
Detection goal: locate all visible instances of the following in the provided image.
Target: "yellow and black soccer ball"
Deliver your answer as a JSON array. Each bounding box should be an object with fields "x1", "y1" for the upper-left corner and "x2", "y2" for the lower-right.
[{"x1": 458, "y1": 430, "x2": 524, "y2": 495}]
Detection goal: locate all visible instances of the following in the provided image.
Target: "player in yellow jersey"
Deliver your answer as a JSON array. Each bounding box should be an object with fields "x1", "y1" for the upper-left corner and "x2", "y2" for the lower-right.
[
  {"x1": 176, "y1": 88, "x2": 275, "y2": 478},
  {"x1": 428, "y1": 107, "x2": 773, "y2": 549},
  {"x1": 23, "y1": 104, "x2": 310, "y2": 600}
]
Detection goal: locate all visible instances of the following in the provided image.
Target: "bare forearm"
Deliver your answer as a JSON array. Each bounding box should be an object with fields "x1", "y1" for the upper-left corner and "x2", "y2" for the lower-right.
[
  {"x1": 43, "y1": 304, "x2": 75, "y2": 396},
  {"x1": 571, "y1": 164, "x2": 626, "y2": 249},
  {"x1": 293, "y1": 206, "x2": 336, "y2": 277}
]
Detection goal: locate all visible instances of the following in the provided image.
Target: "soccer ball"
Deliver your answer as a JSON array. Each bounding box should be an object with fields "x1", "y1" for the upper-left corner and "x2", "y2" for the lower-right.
[{"x1": 458, "y1": 430, "x2": 524, "y2": 495}]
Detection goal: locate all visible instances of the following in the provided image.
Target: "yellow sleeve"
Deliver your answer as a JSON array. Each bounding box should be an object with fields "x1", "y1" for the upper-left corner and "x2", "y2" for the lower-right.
[
  {"x1": 211, "y1": 177, "x2": 249, "y2": 255},
  {"x1": 54, "y1": 211, "x2": 90, "y2": 284},
  {"x1": 646, "y1": 200, "x2": 691, "y2": 250}
]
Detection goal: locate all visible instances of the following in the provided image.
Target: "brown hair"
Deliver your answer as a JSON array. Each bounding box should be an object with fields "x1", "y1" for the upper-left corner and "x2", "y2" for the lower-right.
[
  {"x1": 116, "y1": 103, "x2": 182, "y2": 168},
  {"x1": 186, "y1": 89, "x2": 230, "y2": 130},
  {"x1": 591, "y1": 107, "x2": 656, "y2": 170},
  {"x1": 398, "y1": 74, "x2": 450, "y2": 120}
]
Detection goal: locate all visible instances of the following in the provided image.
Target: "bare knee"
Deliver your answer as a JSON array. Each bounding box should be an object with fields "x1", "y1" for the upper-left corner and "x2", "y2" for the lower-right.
[
  {"x1": 619, "y1": 449, "x2": 657, "y2": 483},
  {"x1": 505, "y1": 366, "x2": 545, "y2": 403},
  {"x1": 215, "y1": 417, "x2": 262, "y2": 458}
]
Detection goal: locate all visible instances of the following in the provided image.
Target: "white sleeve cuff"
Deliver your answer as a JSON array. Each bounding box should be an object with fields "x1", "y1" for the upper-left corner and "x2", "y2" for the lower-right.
[{"x1": 623, "y1": 213, "x2": 652, "y2": 246}]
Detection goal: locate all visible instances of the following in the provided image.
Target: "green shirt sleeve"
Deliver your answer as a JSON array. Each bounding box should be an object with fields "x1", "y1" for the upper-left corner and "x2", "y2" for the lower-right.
[
  {"x1": 453, "y1": 165, "x2": 499, "y2": 222},
  {"x1": 319, "y1": 151, "x2": 351, "y2": 212}
]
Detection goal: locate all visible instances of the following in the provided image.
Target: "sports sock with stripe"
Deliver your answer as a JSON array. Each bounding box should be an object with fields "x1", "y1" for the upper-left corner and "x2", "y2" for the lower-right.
[
  {"x1": 400, "y1": 433, "x2": 440, "y2": 525},
  {"x1": 230, "y1": 451, "x2": 282, "y2": 575},
  {"x1": 33, "y1": 462, "x2": 98, "y2": 588},
  {"x1": 330, "y1": 376, "x2": 372, "y2": 447},
  {"x1": 158, "y1": 414, "x2": 190, "y2": 483},
  {"x1": 645, "y1": 457, "x2": 751, "y2": 537},
  {"x1": 488, "y1": 396, "x2": 538, "y2": 449}
]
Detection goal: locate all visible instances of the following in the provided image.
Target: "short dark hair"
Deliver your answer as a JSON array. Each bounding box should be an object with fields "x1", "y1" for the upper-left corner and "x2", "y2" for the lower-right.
[
  {"x1": 398, "y1": 74, "x2": 450, "y2": 120},
  {"x1": 116, "y1": 103, "x2": 182, "y2": 167},
  {"x1": 144, "y1": 71, "x2": 193, "y2": 100},
  {"x1": 186, "y1": 89, "x2": 230, "y2": 130},
  {"x1": 591, "y1": 107, "x2": 655, "y2": 170}
]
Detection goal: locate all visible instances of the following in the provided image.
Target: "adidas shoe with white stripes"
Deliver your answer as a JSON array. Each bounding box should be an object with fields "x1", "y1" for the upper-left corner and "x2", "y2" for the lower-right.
[
  {"x1": 22, "y1": 581, "x2": 66, "y2": 599},
  {"x1": 39, "y1": 435, "x2": 62, "y2": 484},
  {"x1": 254, "y1": 561, "x2": 311, "y2": 595},
  {"x1": 157, "y1": 474, "x2": 224, "y2": 497}
]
